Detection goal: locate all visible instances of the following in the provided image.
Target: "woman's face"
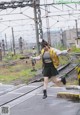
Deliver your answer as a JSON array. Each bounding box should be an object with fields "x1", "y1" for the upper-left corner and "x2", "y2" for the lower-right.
[{"x1": 43, "y1": 45, "x2": 49, "y2": 51}]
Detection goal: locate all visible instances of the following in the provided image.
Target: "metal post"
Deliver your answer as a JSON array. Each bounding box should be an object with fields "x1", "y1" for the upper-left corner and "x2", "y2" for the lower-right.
[
  {"x1": 60, "y1": 29, "x2": 64, "y2": 46},
  {"x1": 33, "y1": 0, "x2": 39, "y2": 54},
  {"x1": 45, "y1": 0, "x2": 51, "y2": 45},
  {"x1": 75, "y1": 20, "x2": 78, "y2": 44},
  {"x1": 2, "y1": 39, "x2": 5, "y2": 56},
  {"x1": 12, "y1": 27, "x2": 16, "y2": 55},
  {"x1": 33, "y1": 0, "x2": 43, "y2": 54},
  {"x1": 5, "y1": 34, "x2": 8, "y2": 52},
  {"x1": 19, "y1": 37, "x2": 23, "y2": 54},
  {"x1": 0, "y1": 43, "x2": 2, "y2": 61}
]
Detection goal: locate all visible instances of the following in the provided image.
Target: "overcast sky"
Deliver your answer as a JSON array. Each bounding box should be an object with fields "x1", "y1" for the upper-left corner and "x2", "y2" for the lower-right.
[{"x1": 0, "y1": 0, "x2": 80, "y2": 43}]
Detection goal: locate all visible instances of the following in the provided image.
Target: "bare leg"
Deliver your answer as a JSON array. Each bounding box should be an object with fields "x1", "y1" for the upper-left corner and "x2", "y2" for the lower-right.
[
  {"x1": 43, "y1": 77, "x2": 49, "y2": 90},
  {"x1": 43, "y1": 77, "x2": 48, "y2": 99},
  {"x1": 51, "y1": 76, "x2": 63, "y2": 87}
]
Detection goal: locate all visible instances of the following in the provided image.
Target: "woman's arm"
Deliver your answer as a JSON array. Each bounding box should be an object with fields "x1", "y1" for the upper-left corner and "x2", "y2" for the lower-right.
[
  {"x1": 52, "y1": 48, "x2": 70, "y2": 56},
  {"x1": 30, "y1": 54, "x2": 41, "y2": 60}
]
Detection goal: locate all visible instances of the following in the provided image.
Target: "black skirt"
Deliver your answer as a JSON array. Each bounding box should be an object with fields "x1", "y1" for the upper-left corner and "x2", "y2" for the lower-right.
[{"x1": 42, "y1": 62, "x2": 59, "y2": 78}]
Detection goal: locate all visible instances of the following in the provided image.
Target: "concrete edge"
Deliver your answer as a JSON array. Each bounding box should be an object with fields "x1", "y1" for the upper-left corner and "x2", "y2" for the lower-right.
[
  {"x1": 57, "y1": 92, "x2": 80, "y2": 101},
  {"x1": 66, "y1": 85, "x2": 80, "y2": 90}
]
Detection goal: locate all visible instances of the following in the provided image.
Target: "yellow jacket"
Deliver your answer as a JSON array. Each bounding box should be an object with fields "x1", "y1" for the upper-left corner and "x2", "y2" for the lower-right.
[{"x1": 41, "y1": 47, "x2": 59, "y2": 68}]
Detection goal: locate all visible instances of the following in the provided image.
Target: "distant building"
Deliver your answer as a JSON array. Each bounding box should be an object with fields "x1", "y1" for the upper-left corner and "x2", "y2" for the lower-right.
[
  {"x1": 75, "y1": 38, "x2": 80, "y2": 48},
  {"x1": 43, "y1": 31, "x2": 62, "y2": 47},
  {"x1": 62, "y1": 28, "x2": 80, "y2": 48},
  {"x1": 43, "y1": 29, "x2": 80, "y2": 48}
]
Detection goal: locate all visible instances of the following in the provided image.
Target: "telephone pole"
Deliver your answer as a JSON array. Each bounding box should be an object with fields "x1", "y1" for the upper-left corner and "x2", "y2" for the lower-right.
[
  {"x1": 0, "y1": 43, "x2": 2, "y2": 61},
  {"x1": 5, "y1": 34, "x2": 8, "y2": 52},
  {"x1": 45, "y1": 0, "x2": 51, "y2": 45},
  {"x1": 33, "y1": 0, "x2": 43, "y2": 54},
  {"x1": 12, "y1": 27, "x2": 16, "y2": 55},
  {"x1": 19, "y1": 37, "x2": 23, "y2": 54},
  {"x1": 75, "y1": 20, "x2": 78, "y2": 44},
  {"x1": 2, "y1": 39, "x2": 5, "y2": 56}
]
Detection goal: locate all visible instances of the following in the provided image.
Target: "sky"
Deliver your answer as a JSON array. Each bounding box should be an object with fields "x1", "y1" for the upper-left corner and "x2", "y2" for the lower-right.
[{"x1": 0, "y1": 0, "x2": 80, "y2": 43}]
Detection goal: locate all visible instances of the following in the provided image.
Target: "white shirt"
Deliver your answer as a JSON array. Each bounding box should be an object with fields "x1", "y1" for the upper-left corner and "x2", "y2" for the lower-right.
[{"x1": 52, "y1": 48, "x2": 68, "y2": 55}]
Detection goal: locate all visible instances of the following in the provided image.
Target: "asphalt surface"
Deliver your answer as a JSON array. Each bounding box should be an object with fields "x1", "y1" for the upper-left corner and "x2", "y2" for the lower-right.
[{"x1": 0, "y1": 82, "x2": 80, "y2": 115}]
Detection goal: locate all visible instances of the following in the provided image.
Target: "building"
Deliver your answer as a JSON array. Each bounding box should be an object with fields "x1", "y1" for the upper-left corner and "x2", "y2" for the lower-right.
[
  {"x1": 43, "y1": 29, "x2": 80, "y2": 48},
  {"x1": 62, "y1": 28, "x2": 80, "y2": 48},
  {"x1": 43, "y1": 31, "x2": 62, "y2": 47}
]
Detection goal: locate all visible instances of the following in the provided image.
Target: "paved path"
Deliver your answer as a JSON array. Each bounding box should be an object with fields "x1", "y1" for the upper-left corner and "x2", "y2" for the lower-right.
[{"x1": 0, "y1": 82, "x2": 80, "y2": 115}]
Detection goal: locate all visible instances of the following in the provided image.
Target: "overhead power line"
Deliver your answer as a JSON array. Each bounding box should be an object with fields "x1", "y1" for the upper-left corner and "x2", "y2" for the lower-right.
[{"x1": 40, "y1": 2, "x2": 80, "y2": 6}]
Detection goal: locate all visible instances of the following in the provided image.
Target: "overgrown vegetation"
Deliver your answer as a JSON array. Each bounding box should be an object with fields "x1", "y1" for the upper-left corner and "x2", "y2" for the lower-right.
[
  {"x1": 71, "y1": 46, "x2": 80, "y2": 53},
  {"x1": 3, "y1": 53, "x2": 21, "y2": 62},
  {"x1": 0, "y1": 53, "x2": 42, "y2": 85},
  {"x1": 0, "y1": 46, "x2": 80, "y2": 85}
]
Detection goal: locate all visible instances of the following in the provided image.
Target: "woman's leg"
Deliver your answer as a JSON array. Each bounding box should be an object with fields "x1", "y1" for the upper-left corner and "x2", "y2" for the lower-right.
[
  {"x1": 51, "y1": 76, "x2": 64, "y2": 87},
  {"x1": 43, "y1": 77, "x2": 49, "y2": 89},
  {"x1": 43, "y1": 77, "x2": 49, "y2": 99}
]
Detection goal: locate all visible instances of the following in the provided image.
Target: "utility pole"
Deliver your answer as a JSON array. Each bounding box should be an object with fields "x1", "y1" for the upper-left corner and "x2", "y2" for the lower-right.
[
  {"x1": 45, "y1": 0, "x2": 51, "y2": 45},
  {"x1": 60, "y1": 29, "x2": 64, "y2": 46},
  {"x1": 33, "y1": 0, "x2": 43, "y2": 54},
  {"x1": 2, "y1": 39, "x2": 5, "y2": 56},
  {"x1": 33, "y1": 0, "x2": 39, "y2": 54},
  {"x1": 0, "y1": 43, "x2": 2, "y2": 61},
  {"x1": 19, "y1": 37, "x2": 23, "y2": 54},
  {"x1": 5, "y1": 34, "x2": 8, "y2": 52},
  {"x1": 12, "y1": 27, "x2": 16, "y2": 55},
  {"x1": 75, "y1": 20, "x2": 78, "y2": 44}
]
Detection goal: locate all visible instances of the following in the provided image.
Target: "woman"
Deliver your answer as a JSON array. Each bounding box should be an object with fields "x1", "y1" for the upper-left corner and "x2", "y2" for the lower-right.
[{"x1": 31, "y1": 40, "x2": 70, "y2": 99}]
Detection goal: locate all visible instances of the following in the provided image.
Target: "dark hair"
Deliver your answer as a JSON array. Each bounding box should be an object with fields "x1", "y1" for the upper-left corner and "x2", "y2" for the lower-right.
[{"x1": 41, "y1": 39, "x2": 49, "y2": 48}]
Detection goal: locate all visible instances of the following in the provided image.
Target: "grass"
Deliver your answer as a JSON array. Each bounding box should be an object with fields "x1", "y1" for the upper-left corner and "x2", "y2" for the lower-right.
[
  {"x1": 59, "y1": 55, "x2": 70, "y2": 65},
  {"x1": 0, "y1": 47, "x2": 79, "y2": 85},
  {"x1": 0, "y1": 75, "x2": 19, "y2": 83},
  {"x1": 0, "y1": 56, "x2": 68, "y2": 85},
  {"x1": 0, "y1": 58, "x2": 39, "y2": 84},
  {"x1": 71, "y1": 46, "x2": 80, "y2": 53}
]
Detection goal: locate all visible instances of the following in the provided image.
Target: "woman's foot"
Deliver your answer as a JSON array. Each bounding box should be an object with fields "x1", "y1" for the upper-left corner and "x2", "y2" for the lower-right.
[
  {"x1": 61, "y1": 77, "x2": 66, "y2": 85},
  {"x1": 43, "y1": 90, "x2": 47, "y2": 99}
]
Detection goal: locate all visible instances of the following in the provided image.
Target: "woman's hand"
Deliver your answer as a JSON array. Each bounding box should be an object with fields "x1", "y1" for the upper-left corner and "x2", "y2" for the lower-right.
[
  {"x1": 67, "y1": 48, "x2": 71, "y2": 53},
  {"x1": 30, "y1": 56, "x2": 33, "y2": 59}
]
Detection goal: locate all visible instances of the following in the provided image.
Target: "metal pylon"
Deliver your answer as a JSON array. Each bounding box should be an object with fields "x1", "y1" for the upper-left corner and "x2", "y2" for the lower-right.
[
  {"x1": 33, "y1": 0, "x2": 43, "y2": 54},
  {"x1": 0, "y1": 0, "x2": 43, "y2": 54}
]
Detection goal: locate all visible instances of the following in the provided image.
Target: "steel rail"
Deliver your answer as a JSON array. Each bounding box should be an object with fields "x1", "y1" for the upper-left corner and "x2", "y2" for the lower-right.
[
  {"x1": 0, "y1": 62, "x2": 79, "y2": 107},
  {"x1": 0, "y1": 84, "x2": 43, "y2": 107}
]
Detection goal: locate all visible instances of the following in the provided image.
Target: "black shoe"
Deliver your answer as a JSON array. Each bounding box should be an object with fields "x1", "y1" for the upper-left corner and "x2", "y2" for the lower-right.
[
  {"x1": 43, "y1": 90, "x2": 47, "y2": 99},
  {"x1": 43, "y1": 95, "x2": 47, "y2": 99},
  {"x1": 61, "y1": 77, "x2": 66, "y2": 85},
  {"x1": 31, "y1": 69, "x2": 37, "y2": 72}
]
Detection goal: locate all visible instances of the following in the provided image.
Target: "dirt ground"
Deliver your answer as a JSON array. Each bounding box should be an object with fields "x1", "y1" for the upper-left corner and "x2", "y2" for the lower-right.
[{"x1": 0, "y1": 58, "x2": 42, "y2": 85}]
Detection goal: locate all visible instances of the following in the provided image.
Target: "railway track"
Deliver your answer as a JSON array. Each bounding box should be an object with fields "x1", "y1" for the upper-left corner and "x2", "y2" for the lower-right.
[
  {"x1": 0, "y1": 62, "x2": 79, "y2": 107},
  {"x1": 58, "y1": 63, "x2": 79, "y2": 78},
  {"x1": 0, "y1": 83, "x2": 43, "y2": 107},
  {"x1": 29, "y1": 62, "x2": 79, "y2": 83}
]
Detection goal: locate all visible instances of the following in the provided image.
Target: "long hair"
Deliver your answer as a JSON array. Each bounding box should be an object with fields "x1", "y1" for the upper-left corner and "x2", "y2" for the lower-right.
[{"x1": 41, "y1": 39, "x2": 49, "y2": 48}]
